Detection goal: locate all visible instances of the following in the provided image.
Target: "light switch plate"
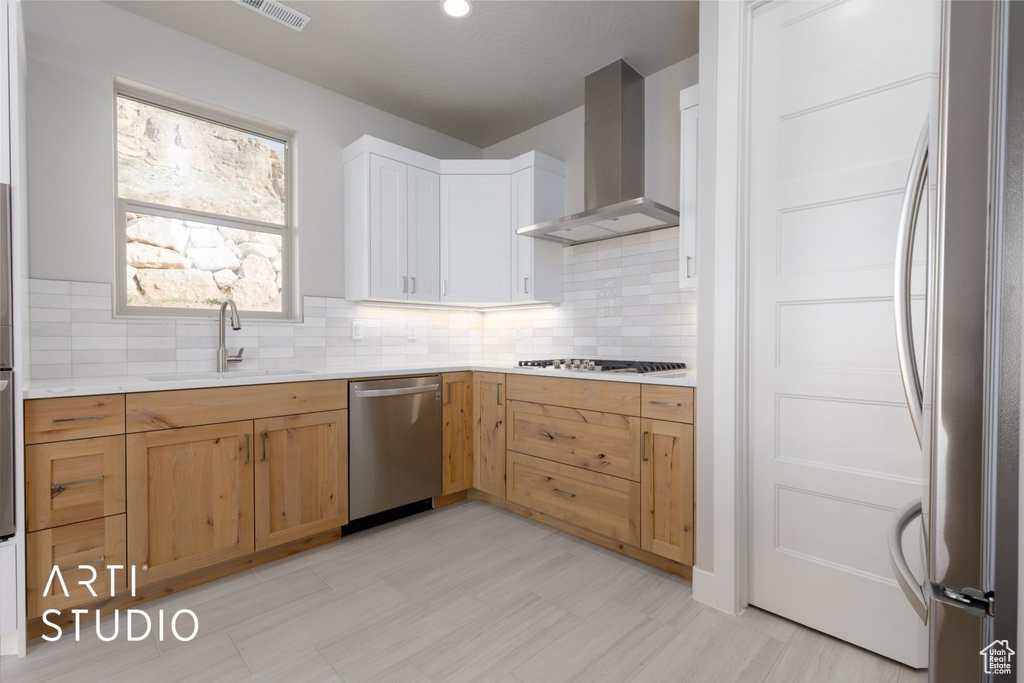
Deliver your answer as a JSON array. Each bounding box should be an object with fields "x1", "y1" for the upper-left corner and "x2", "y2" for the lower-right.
[{"x1": 352, "y1": 321, "x2": 363, "y2": 340}]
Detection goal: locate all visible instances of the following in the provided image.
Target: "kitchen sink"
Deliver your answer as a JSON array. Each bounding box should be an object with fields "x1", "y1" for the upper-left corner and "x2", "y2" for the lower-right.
[{"x1": 145, "y1": 369, "x2": 314, "y2": 382}]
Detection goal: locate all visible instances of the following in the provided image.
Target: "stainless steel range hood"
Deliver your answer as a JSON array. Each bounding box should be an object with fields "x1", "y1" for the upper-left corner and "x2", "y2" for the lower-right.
[{"x1": 517, "y1": 59, "x2": 680, "y2": 246}]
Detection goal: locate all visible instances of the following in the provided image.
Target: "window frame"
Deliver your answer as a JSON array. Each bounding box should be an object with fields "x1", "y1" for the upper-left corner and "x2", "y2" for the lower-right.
[{"x1": 113, "y1": 85, "x2": 296, "y2": 321}]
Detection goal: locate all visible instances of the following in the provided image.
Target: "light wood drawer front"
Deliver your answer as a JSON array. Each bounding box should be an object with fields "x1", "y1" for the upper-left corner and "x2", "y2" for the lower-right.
[
  {"x1": 506, "y1": 375, "x2": 641, "y2": 416},
  {"x1": 25, "y1": 395, "x2": 126, "y2": 445},
  {"x1": 126, "y1": 380, "x2": 347, "y2": 432},
  {"x1": 26, "y1": 436, "x2": 126, "y2": 532},
  {"x1": 507, "y1": 401, "x2": 640, "y2": 481},
  {"x1": 641, "y1": 386, "x2": 694, "y2": 423},
  {"x1": 507, "y1": 451, "x2": 640, "y2": 546},
  {"x1": 26, "y1": 515, "x2": 127, "y2": 618}
]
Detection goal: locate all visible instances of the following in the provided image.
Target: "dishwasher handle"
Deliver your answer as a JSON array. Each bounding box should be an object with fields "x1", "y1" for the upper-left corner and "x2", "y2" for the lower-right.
[{"x1": 353, "y1": 384, "x2": 441, "y2": 399}]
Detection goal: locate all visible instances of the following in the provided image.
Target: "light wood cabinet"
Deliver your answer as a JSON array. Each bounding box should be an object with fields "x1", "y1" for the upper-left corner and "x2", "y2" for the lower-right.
[
  {"x1": 640, "y1": 419, "x2": 695, "y2": 565},
  {"x1": 442, "y1": 372, "x2": 473, "y2": 495},
  {"x1": 27, "y1": 515, "x2": 127, "y2": 618},
  {"x1": 127, "y1": 421, "x2": 255, "y2": 586},
  {"x1": 641, "y1": 385, "x2": 695, "y2": 423},
  {"x1": 26, "y1": 435, "x2": 125, "y2": 532},
  {"x1": 254, "y1": 410, "x2": 347, "y2": 551},
  {"x1": 25, "y1": 393, "x2": 125, "y2": 444},
  {"x1": 506, "y1": 400, "x2": 641, "y2": 481},
  {"x1": 505, "y1": 374, "x2": 642, "y2": 416},
  {"x1": 507, "y1": 451, "x2": 640, "y2": 546},
  {"x1": 473, "y1": 372, "x2": 506, "y2": 498}
]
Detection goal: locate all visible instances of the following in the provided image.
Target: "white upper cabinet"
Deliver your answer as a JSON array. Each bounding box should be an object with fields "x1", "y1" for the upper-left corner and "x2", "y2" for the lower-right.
[
  {"x1": 343, "y1": 135, "x2": 565, "y2": 306},
  {"x1": 511, "y1": 167, "x2": 565, "y2": 303},
  {"x1": 407, "y1": 166, "x2": 441, "y2": 302},
  {"x1": 679, "y1": 84, "x2": 699, "y2": 290},
  {"x1": 440, "y1": 174, "x2": 511, "y2": 304}
]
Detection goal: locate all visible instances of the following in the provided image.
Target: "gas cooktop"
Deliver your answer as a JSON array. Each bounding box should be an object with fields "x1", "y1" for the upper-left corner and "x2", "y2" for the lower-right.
[{"x1": 517, "y1": 359, "x2": 687, "y2": 375}]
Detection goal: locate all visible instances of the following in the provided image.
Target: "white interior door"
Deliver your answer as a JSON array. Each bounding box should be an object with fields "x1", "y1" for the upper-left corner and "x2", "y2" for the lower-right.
[
  {"x1": 369, "y1": 154, "x2": 407, "y2": 300},
  {"x1": 440, "y1": 174, "x2": 511, "y2": 303},
  {"x1": 747, "y1": 0, "x2": 938, "y2": 667},
  {"x1": 407, "y1": 166, "x2": 440, "y2": 302}
]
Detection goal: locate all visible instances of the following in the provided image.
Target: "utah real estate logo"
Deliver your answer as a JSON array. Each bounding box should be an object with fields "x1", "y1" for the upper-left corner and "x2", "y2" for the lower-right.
[{"x1": 980, "y1": 640, "x2": 1015, "y2": 676}]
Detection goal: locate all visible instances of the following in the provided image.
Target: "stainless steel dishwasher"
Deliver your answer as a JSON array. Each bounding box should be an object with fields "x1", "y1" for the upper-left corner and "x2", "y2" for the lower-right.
[{"x1": 348, "y1": 375, "x2": 443, "y2": 521}]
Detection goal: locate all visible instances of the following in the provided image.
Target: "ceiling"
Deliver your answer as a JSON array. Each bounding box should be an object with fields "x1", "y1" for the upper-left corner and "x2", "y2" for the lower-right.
[{"x1": 107, "y1": 1, "x2": 698, "y2": 148}]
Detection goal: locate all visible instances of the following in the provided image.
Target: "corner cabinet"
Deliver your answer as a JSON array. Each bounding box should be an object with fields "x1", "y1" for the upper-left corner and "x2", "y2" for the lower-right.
[
  {"x1": 343, "y1": 135, "x2": 565, "y2": 306},
  {"x1": 442, "y1": 372, "x2": 474, "y2": 494},
  {"x1": 472, "y1": 372, "x2": 506, "y2": 498},
  {"x1": 679, "y1": 85, "x2": 699, "y2": 291}
]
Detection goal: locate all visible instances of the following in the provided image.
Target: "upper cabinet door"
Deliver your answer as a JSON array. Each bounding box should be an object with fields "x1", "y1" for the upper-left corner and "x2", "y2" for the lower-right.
[
  {"x1": 510, "y1": 169, "x2": 534, "y2": 302},
  {"x1": 440, "y1": 174, "x2": 511, "y2": 303},
  {"x1": 512, "y1": 166, "x2": 565, "y2": 303},
  {"x1": 679, "y1": 85, "x2": 699, "y2": 291},
  {"x1": 407, "y1": 166, "x2": 440, "y2": 302},
  {"x1": 369, "y1": 154, "x2": 409, "y2": 300}
]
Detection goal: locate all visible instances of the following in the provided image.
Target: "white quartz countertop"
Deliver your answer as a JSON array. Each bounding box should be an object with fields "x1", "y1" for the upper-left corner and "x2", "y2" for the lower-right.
[{"x1": 23, "y1": 363, "x2": 696, "y2": 399}]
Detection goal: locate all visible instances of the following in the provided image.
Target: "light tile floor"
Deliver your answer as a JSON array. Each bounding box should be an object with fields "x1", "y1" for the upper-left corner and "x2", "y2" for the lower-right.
[{"x1": 1, "y1": 501, "x2": 928, "y2": 682}]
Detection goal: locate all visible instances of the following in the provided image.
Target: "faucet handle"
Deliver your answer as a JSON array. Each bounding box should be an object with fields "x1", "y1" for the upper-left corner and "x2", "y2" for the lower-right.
[{"x1": 228, "y1": 347, "x2": 245, "y2": 363}]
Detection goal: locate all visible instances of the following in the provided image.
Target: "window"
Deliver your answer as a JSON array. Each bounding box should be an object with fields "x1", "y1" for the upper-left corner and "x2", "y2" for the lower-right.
[{"x1": 115, "y1": 90, "x2": 292, "y2": 318}]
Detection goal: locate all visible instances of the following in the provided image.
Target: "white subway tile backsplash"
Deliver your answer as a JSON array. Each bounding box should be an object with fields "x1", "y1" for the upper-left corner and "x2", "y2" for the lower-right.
[{"x1": 27, "y1": 229, "x2": 696, "y2": 380}]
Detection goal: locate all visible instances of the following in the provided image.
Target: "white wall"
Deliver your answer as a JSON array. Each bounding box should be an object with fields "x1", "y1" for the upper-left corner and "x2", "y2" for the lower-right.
[
  {"x1": 482, "y1": 56, "x2": 699, "y2": 213},
  {"x1": 22, "y1": 1, "x2": 479, "y2": 302}
]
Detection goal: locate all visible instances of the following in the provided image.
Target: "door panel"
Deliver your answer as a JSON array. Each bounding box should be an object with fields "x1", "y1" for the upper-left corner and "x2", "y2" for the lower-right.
[
  {"x1": 747, "y1": 0, "x2": 936, "y2": 667},
  {"x1": 254, "y1": 410, "x2": 347, "y2": 550},
  {"x1": 511, "y1": 168, "x2": 533, "y2": 301},
  {"x1": 408, "y1": 166, "x2": 440, "y2": 302},
  {"x1": 440, "y1": 174, "x2": 511, "y2": 303},
  {"x1": 369, "y1": 154, "x2": 408, "y2": 300},
  {"x1": 442, "y1": 372, "x2": 473, "y2": 495},
  {"x1": 127, "y1": 421, "x2": 254, "y2": 586},
  {"x1": 641, "y1": 419, "x2": 694, "y2": 565},
  {"x1": 473, "y1": 372, "x2": 506, "y2": 498}
]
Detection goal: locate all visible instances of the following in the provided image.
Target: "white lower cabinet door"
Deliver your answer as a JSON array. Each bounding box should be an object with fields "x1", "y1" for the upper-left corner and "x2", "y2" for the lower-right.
[
  {"x1": 407, "y1": 166, "x2": 440, "y2": 302},
  {"x1": 368, "y1": 154, "x2": 408, "y2": 300},
  {"x1": 440, "y1": 174, "x2": 511, "y2": 303},
  {"x1": 747, "y1": 0, "x2": 935, "y2": 668}
]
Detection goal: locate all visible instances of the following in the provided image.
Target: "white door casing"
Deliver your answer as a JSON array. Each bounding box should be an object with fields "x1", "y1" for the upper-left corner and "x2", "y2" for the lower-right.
[{"x1": 747, "y1": 0, "x2": 937, "y2": 668}]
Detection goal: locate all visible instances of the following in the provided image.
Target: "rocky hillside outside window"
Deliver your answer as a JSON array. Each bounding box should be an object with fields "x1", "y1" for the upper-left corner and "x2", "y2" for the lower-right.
[{"x1": 115, "y1": 91, "x2": 292, "y2": 318}]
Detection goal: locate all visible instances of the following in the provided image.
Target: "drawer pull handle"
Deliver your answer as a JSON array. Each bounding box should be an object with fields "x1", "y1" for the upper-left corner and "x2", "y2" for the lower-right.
[
  {"x1": 51, "y1": 415, "x2": 103, "y2": 423},
  {"x1": 51, "y1": 475, "x2": 104, "y2": 494},
  {"x1": 59, "y1": 556, "x2": 105, "y2": 573},
  {"x1": 552, "y1": 488, "x2": 576, "y2": 499},
  {"x1": 497, "y1": 383, "x2": 503, "y2": 406},
  {"x1": 648, "y1": 401, "x2": 682, "y2": 407},
  {"x1": 262, "y1": 431, "x2": 269, "y2": 462},
  {"x1": 553, "y1": 433, "x2": 576, "y2": 440}
]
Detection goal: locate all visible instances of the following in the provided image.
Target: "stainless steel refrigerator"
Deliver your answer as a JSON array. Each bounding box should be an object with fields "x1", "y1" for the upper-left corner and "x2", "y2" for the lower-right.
[
  {"x1": 0, "y1": 182, "x2": 12, "y2": 540},
  {"x1": 888, "y1": 1, "x2": 1021, "y2": 680}
]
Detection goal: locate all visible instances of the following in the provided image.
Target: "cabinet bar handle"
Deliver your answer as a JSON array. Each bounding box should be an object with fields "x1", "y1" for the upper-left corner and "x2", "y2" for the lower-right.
[
  {"x1": 648, "y1": 401, "x2": 682, "y2": 407},
  {"x1": 244, "y1": 434, "x2": 251, "y2": 464},
  {"x1": 51, "y1": 475, "x2": 104, "y2": 494},
  {"x1": 446, "y1": 383, "x2": 451, "y2": 404},
  {"x1": 59, "y1": 556, "x2": 105, "y2": 573},
  {"x1": 685, "y1": 255, "x2": 693, "y2": 278},
  {"x1": 552, "y1": 488, "x2": 576, "y2": 499},
  {"x1": 524, "y1": 277, "x2": 529, "y2": 294},
  {"x1": 497, "y1": 383, "x2": 503, "y2": 405},
  {"x1": 52, "y1": 415, "x2": 103, "y2": 423},
  {"x1": 642, "y1": 431, "x2": 648, "y2": 462},
  {"x1": 442, "y1": 280, "x2": 447, "y2": 297},
  {"x1": 402, "y1": 276, "x2": 408, "y2": 294},
  {"x1": 262, "y1": 431, "x2": 269, "y2": 462},
  {"x1": 553, "y1": 432, "x2": 576, "y2": 440},
  {"x1": 411, "y1": 277, "x2": 416, "y2": 294}
]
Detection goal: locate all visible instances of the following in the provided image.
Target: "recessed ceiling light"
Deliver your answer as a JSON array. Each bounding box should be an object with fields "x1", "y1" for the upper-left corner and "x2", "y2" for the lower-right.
[{"x1": 441, "y1": 0, "x2": 473, "y2": 18}]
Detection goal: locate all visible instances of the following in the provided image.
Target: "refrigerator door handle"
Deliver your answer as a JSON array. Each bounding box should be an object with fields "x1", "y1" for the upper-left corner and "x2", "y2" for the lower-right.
[
  {"x1": 893, "y1": 122, "x2": 929, "y2": 447},
  {"x1": 888, "y1": 498, "x2": 928, "y2": 624}
]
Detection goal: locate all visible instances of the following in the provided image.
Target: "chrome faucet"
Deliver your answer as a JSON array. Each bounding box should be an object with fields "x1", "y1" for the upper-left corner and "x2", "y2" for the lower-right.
[{"x1": 217, "y1": 299, "x2": 244, "y2": 372}]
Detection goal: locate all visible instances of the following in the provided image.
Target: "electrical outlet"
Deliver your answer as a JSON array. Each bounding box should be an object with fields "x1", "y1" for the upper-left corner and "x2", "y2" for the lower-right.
[
  {"x1": 352, "y1": 321, "x2": 363, "y2": 341},
  {"x1": 407, "y1": 323, "x2": 418, "y2": 341}
]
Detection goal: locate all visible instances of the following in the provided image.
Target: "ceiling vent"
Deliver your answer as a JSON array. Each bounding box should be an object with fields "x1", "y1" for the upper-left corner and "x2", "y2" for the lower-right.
[{"x1": 233, "y1": 0, "x2": 310, "y2": 32}]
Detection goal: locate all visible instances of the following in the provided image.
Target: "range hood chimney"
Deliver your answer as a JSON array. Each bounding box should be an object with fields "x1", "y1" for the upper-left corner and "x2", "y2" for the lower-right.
[{"x1": 517, "y1": 59, "x2": 680, "y2": 246}]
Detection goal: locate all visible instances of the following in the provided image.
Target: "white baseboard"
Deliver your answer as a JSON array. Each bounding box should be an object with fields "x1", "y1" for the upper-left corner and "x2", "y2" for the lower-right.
[
  {"x1": 692, "y1": 566, "x2": 715, "y2": 607},
  {"x1": 0, "y1": 631, "x2": 20, "y2": 656}
]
